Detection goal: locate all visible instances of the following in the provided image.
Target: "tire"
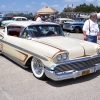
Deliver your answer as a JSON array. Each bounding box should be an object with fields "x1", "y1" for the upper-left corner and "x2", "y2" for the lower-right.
[
  {"x1": 31, "y1": 57, "x2": 46, "y2": 80},
  {"x1": 74, "y1": 27, "x2": 80, "y2": 33},
  {"x1": 0, "y1": 51, "x2": 2, "y2": 55}
]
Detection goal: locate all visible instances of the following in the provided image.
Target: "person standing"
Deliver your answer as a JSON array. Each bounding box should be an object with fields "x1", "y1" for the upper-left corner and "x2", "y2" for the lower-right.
[
  {"x1": 35, "y1": 14, "x2": 42, "y2": 22},
  {"x1": 46, "y1": 15, "x2": 54, "y2": 22},
  {"x1": 83, "y1": 12, "x2": 100, "y2": 43}
]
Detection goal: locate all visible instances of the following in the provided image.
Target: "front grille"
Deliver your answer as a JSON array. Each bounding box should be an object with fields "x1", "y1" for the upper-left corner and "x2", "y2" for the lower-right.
[
  {"x1": 54, "y1": 57, "x2": 100, "y2": 74},
  {"x1": 63, "y1": 24, "x2": 70, "y2": 28}
]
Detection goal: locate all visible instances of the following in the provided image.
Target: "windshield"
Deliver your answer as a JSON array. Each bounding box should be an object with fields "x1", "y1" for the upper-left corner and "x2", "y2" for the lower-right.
[
  {"x1": 11, "y1": 18, "x2": 15, "y2": 20},
  {"x1": 24, "y1": 25, "x2": 64, "y2": 37}
]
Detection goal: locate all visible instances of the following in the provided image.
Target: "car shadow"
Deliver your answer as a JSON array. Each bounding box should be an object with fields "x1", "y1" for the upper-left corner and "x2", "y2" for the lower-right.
[
  {"x1": 0, "y1": 54, "x2": 32, "y2": 73},
  {"x1": 1, "y1": 54, "x2": 100, "y2": 87}
]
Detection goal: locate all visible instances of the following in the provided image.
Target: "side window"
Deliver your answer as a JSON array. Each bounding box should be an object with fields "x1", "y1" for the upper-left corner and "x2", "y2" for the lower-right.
[
  {"x1": 22, "y1": 18, "x2": 27, "y2": 21},
  {"x1": 21, "y1": 28, "x2": 33, "y2": 38},
  {"x1": 21, "y1": 30, "x2": 27, "y2": 38},
  {"x1": 7, "y1": 26, "x2": 21, "y2": 37},
  {"x1": 16, "y1": 18, "x2": 21, "y2": 21}
]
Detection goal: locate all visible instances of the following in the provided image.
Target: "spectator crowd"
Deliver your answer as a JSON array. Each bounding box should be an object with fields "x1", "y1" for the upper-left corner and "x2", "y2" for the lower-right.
[{"x1": 33, "y1": 14, "x2": 56, "y2": 22}]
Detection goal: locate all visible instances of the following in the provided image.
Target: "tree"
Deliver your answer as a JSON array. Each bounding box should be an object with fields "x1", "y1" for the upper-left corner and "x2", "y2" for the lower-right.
[
  {"x1": 63, "y1": 5, "x2": 72, "y2": 12},
  {"x1": 74, "y1": 3, "x2": 100, "y2": 13},
  {"x1": 61, "y1": 3, "x2": 100, "y2": 13}
]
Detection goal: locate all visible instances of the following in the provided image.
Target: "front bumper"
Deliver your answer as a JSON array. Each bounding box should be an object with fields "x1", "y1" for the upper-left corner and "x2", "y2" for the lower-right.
[
  {"x1": 1, "y1": 23, "x2": 5, "y2": 27},
  {"x1": 63, "y1": 24, "x2": 74, "y2": 31},
  {"x1": 44, "y1": 64, "x2": 100, "y2": 81}
]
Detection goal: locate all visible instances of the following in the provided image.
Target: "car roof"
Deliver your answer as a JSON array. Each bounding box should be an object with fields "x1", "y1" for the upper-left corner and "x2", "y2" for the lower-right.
[
  {"x1": 12, "y1": 16, "x2": 27, "y2": 19},
  {"x1": 55, "y1": 18, "x2": 73, "y2": 20},
  {"x1": 7, "y1": 21, "x2": 59, "y2": 27}
]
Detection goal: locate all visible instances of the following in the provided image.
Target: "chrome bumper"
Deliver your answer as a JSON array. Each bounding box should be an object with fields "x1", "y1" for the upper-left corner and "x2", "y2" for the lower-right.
[{"x1": 44, "y1": 64, "x2": 100, "y2": 81}]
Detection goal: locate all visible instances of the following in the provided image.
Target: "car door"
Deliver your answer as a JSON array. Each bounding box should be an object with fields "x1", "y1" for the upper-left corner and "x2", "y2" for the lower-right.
[
  {"x1": 1, "y1": 27, "x2": 22, "y2": 62},
  {"x1": 0, "y1": 30, "x2": 4, "y2": 52}
]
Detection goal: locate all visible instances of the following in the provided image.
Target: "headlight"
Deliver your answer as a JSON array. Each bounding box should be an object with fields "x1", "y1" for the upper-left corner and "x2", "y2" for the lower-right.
[
  {"x1": 56, "y1": 53, "x2": 68, "y2": 61},
  {"x1": 56, "y1": 54, "x2": 62, "y2": 61},
  {"x1": 62, "y1": 53, "x2": 68, "y2": 60},
  {"x1": 97, "y1": 48, "x2": 100, "y2": 55}
]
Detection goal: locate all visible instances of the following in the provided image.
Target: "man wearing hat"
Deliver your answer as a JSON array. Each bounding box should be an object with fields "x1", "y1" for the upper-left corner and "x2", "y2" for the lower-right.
[{"x1": 83, "y1": 12, "x2": 100, "y2": 43}]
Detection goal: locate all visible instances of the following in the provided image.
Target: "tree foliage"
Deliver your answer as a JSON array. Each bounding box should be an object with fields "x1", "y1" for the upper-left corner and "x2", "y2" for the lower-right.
[
  {"x1": 61, "y1": 3, "x2": 100, "y2": 13},
  {"x1": 74, "y1": 3, "x2": 100, "y2": 13},
  {"x1": 63, "y1": 5, "x2": 72, "y2": 12}
]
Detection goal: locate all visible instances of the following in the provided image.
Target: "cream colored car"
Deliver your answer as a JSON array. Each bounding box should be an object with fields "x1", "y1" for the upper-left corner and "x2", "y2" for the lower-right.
[{"x1": 0, "y1": 21, "x2": 100, "y2": 81}]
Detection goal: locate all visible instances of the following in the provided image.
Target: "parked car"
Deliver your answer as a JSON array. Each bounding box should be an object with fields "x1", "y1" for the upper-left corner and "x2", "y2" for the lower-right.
[
  {"x1": 54, "y1": 18, "x2": 74, "y2": 29},
  {"x1": 0, "y1": 16, "x2": 13, "y2": 26},
  {"x1": 0, "y1": 21, "x2": 100, "y2": 81},
  {"x1": 63, "y1": 16, "x2": 89, "y2": 33},
  {"x1": 1, "y1": 16, "x2": 27, "y2": 27}
]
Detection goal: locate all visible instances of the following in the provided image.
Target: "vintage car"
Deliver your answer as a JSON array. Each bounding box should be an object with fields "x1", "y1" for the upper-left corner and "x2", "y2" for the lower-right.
[
  {"x1": 63, "y1": 16, "x2": 89, "y2": 33},
  {"x1": 0, "y1": 16, "x2": 13, "y2": 26},
  {"x1": 54, "y1": 18, "x2": 74, "y2": 29},
  {"x1": 0, "y1": 21, "x2": 100, "y2": 81},
  {"x1": 1, "y1": 16, "x2": 27, "y2": 27}
]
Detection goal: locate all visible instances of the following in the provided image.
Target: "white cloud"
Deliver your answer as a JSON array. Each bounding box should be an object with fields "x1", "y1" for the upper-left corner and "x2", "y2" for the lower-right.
[
  {"x1": 97, "y1": 0, "x2": 100, "y2": 5},
  {"x1": 1, "y1": 5, "x2": 6, "y2": 8},
  {"x1": 52, "y1": 5, "x2": 59, "y2": 7},
  {"x1": 63, "y1": 0, "x2": 79, "y2": 2},
  {"x1": 25, "y1": 5, "x2": 31, "y2": 8},
  {"x1": 41, "y1": 2, "x2": 47, "y2": 6},
  {"x1": 32, "y1": 2, "x2": 35, "y2": 4},
  {"x1": 86, "y1": 0, "x2": 94, "y2": 2}
]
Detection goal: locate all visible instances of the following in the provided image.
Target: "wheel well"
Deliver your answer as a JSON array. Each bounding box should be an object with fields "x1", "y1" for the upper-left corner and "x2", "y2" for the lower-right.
[
  {"x1": 25, "y1": 56, "x2": 46, "y2": 69},
  {"x1": 74, "y1": 26, "x2": 82, "y2": 31},
  {"x1": 25, "y1": 57, "x2": 33, "y2": 68}
]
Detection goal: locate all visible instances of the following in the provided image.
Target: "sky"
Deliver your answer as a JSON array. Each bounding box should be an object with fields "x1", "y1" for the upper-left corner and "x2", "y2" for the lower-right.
[{"x1": 0, "y1": 0, "x2": 100, "y2": 14}]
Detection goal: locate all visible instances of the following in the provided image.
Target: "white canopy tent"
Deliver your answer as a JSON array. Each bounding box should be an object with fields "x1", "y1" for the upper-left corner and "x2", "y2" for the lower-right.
[
  {"x1": 36, "y1": 6, "x2": 58, "y2": 14},
  {"x1": 97, "y1": 13, "x2": 100, "y2": 19}
]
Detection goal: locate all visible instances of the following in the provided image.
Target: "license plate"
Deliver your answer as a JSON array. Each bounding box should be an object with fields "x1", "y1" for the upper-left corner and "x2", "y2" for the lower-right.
[{"x1": 82, "y1": 70, "x2": 90, "y2": 76}]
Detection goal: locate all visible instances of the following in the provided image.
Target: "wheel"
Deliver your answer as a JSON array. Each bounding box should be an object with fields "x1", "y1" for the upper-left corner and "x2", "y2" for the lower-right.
[
  {"x1": 31, "y1": 57, "x2": 46, "y2": 80},
  {"x1": 74, "y1": 27, "x2": 80, "y2": 33},
  {"x1": 0, "y1": 51, "x2": 2, "y2": 54}
]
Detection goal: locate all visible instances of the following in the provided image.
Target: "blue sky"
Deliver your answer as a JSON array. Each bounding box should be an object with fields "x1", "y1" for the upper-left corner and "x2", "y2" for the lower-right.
[{"x1": 0, "y1": 0, "x2": 100, "y2": 13}]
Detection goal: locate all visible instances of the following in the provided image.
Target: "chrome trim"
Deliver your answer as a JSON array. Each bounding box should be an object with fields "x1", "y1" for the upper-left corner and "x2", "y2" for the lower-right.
[
  {"x1": 50, "y1": 55, "x2": 100, "y2": 70},
  {"x1": 44, "y1": 64, "x2": 100, "y2": 81},
  {"x1": 0, "y1": 39, "x2": 48, "y2": 61}
]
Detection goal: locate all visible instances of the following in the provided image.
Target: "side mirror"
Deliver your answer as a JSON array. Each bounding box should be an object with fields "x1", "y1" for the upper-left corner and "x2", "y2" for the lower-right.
[
  {"x1": 65, "y1": 32, "x2": 70, "y2": 36},
  {"x1": 26, "y1": 35, "x2": 32, "y2": 40}
]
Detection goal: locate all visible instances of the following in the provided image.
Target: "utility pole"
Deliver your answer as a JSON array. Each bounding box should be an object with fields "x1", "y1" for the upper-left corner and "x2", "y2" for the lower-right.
[{"x1": 71, "y1": 4, "x2": 73, "y2": 19}]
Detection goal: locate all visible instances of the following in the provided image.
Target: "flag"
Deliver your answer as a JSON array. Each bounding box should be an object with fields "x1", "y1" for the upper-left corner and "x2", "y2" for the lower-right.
[{"x1": 72, "y1": 4, "x2": 74, "y2": 11}]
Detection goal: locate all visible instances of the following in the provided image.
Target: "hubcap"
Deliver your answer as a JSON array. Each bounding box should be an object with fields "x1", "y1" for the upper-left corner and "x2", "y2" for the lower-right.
[{"x1": 33, "y1": 59, "x2": 43, "y2": 75}]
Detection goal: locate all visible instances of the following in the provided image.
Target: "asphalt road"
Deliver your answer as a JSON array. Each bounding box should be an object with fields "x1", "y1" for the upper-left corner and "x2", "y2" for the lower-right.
[{"x1": 0, "y1": 33, "x2": 100, "y2": 100}]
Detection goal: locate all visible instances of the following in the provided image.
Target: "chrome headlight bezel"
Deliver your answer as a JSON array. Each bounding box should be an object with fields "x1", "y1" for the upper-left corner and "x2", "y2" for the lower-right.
[
  {"x1": 56, "y1": 54, "x2": 62, "y2": 61},
  {"x1": 62, "y1": 53, "x2": 68, "y2": 60},
  {"x1": 56, "y1": 53, "x2": 68, "y2": 61}
]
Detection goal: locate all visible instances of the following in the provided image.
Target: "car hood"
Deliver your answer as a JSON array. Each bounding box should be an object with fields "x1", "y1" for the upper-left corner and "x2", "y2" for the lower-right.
[
  {"x1": 32, "y1": 36, "x2": 99, "y2": 59},
  {"x1": 2, "y1": 20, "x2": 14, "y2": 23}
]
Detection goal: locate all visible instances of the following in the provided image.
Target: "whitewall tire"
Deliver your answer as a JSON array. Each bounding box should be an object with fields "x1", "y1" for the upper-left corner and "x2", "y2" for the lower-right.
[{"x1": 31, "y1": 57, "x2": 46, "y2": 80}]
